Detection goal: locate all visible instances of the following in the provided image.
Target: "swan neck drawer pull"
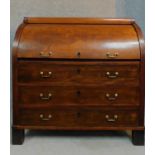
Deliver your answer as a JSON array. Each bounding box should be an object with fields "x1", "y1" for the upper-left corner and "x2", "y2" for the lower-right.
[
  {"x1": 40, "y1": 51, "x2": 52, "y2": 57},
  {"x1": 40, "y1": 71, "x2": 52, "y2": 78},
  {"x1": 105, "y1": 115, "x2": 118, "y2": 122},
  {"x1": 106, "y1": 72, "x2": 119, "y2": 78},
  {"x1": 40, "y1": 93, "x2": 52, "y2": 100},
  {"x1": 106, "y1": 52, "x2": 118, "y2": 58},
  {"x1": 106, "y1": 93, "x2": 118, "y2": 101},
  {"x1": 40, "y1": 114, "x2": 52, "y2": 121}
]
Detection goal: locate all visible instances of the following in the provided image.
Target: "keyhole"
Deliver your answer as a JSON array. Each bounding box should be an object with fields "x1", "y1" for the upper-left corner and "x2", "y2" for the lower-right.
[
  {"x1": 77, "y1": 52, "x2": 81, "y2": 58},
  {"x1": 77, "y1": 112, "x2": 81, "y2": 118},
  {"x1": 76, "y1": 90, "x2": 81, "y2": 96},
  {"x1": 77, "y1": 68, "x2": 81, "y2": 74}
]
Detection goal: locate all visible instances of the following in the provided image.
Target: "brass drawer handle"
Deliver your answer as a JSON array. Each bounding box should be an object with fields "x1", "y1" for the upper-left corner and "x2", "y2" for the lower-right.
[
  {"x1": 105, "y1": 115, "x2": 118, "y2": 122},
  {"x1": 40, "y1": 114, "x2": 52, "y2": 121},
  {"x1": 106, "y1": 72, "x2": 119, "y2": 78},
  {"x1": 106, "y1": 93, "x2": 118, "y2": 101},
  {"x1": 40, "y1": 93, "x2": 52, "y2": 100},
  {"x1": 40, "y1": 71, "x2": 52, "y2": 78},
  {"x1": 106, "y1": 52, "x2": 118, "y2": 58},
  {"x1": 40, "y1": 51, "x2": 52, "y2": 57}
]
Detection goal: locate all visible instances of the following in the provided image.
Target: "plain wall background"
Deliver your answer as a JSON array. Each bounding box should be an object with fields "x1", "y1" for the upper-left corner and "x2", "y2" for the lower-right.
[
  {"x1": 10, "y1": 0, "x2": 116, "y2": 43},
  {"x1": 11, "y1": 0, "x2": 145, "y2": 44},
  {"x1": 116, "y1": 0, "x2": 145, "y2": 32}
]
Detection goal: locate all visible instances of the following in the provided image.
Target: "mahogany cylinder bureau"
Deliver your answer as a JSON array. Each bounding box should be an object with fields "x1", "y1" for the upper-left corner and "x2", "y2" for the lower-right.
[{"x1": 12, "y1": 17, "x2": 145, "y2": 145}]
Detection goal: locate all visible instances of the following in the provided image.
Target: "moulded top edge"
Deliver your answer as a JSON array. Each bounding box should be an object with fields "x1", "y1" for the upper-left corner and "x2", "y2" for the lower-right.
[{"x1": 23, "y1": 17, "x2": 135, "y2": 25}]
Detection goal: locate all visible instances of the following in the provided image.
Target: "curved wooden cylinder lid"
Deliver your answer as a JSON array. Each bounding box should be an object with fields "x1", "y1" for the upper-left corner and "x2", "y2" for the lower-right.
[{"x1": 13, "y1": 17, "x2": 144, "y2": 60}]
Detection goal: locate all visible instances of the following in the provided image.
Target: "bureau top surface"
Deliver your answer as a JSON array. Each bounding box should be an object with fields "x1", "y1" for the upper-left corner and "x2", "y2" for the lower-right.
[
  {"x1": 24, "y1": 17, "x2": 135, "y2": 24},
  {"x1": 13, "y1": 17, "x2": 144, "y2": 60}
]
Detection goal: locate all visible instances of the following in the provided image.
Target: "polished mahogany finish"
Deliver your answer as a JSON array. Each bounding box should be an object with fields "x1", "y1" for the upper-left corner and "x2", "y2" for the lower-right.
[
  {"x1": 19, "y1": 108, "x2": 139, "y2": 127},
  {"x1": 17, "y1": 24, "x2": 140, "y2": 59},
  {"x1": 18, "y1": 85, "x2": 140, "y2": 106},
  {"x1": 12, "y1": 18, "x2": 145, "y2": 145},
  {"x1": 18, "y1": 61, "x2": 140, "y2": 84}
]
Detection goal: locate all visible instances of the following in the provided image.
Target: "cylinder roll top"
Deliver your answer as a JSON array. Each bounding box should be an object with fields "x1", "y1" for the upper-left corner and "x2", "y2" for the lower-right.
[{"x1": 14, "y1": 18, "x2": 142, "y2": 60}]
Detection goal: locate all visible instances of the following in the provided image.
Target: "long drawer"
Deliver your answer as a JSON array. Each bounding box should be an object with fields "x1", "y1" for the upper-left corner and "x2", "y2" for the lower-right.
[
  {"x1": 19, "y1": 108, "x2": 139, "y2": 127},
  {"x1": 18, "y1": 86, "x2": 140, "y2": 106},
  {"x1": 17, "y1": 61, "x2": 140, "y2": 85}
]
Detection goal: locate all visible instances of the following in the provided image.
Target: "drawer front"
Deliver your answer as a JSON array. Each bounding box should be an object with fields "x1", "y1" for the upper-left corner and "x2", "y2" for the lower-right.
[
  {"x1": 80, "y1": 109, "x2": 139, "y2": 127},
  {"x1": 19, "y1": 108, "x2": 138, "y2": 127},
  {"x1": 18, "y1": 61, "x2": 140, "y2": 85},
  {"x1": 18, "y1": 24, "x2": 140, "y2": 59},
  {"x1": 19, "y1": 109, "x2": 79, "y2": 126},
  {"x1": 18, "y1": 86, "x2": 140, "y2": 106}
]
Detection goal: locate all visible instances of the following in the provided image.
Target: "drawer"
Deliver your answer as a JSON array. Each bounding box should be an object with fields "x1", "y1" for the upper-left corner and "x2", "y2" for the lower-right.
[
  {"x1": 19, "y1": 108, "x2": 79, "y2": 126},
  {"x1": 80, "y1": 109, "x2": 139, "y2": 127},
  {"x1": 18, "y1": 86, "x2": 140, "y2": 106},
  {"x1": 19, "y1": 108, "x2": 139, "y2": 127},
  {"x1": 18, "y1": 24, "x2": 140, "y2": 59},
  {"x1": 18, "y1": 61, "x2": 140, "y2": 85}
]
